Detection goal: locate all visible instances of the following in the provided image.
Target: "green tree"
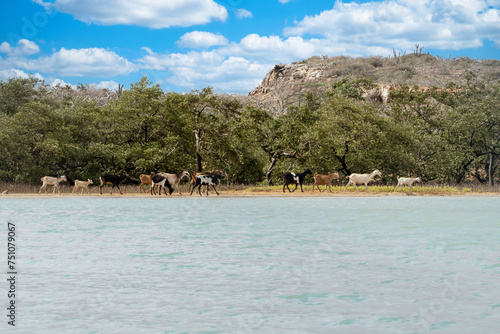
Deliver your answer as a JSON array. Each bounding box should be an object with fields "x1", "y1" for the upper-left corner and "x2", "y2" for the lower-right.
[
  {"x1": 230, "y1": 106, "x2": 273, "y2": 183},
  {"x1": 388, "y1": 85, "x2": 448, "y2": 181},
  {"x1": 435, "y1": 75, "x2": 500, "y2": 184},
  {"x1": 181, "y1": 87, "x2": 242, "y2": 173},
  {"x1": 309, "y1": 89, "x2": 415, "y2": 181},
  {"x1": 0, "y1": 100, "x2": 73, "y2": 182},
  {"x1": 255, "y1": 93, "x2": 320, "y2": 185},
  {"x1": 96, "y1": 78, "x2": 188, "y2": 176},
  {"x1": 0, "y1": 77, "x2": 48, "y2": 115}
]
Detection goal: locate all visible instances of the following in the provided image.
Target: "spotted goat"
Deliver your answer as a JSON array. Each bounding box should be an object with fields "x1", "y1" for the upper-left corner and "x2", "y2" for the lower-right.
[{"x1": 283, "y1": 169, "x2": 312, "y2": 193}]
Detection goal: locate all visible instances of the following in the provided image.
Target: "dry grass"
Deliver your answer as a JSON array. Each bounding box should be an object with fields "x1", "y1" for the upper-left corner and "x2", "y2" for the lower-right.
[
  {"x1": 0, "y1": 181, "x2": 247, "y2": 196},
  {"x1": 317, "y1": 54, "x2": 500, "y2": 87},
  {"x1": 1, "y1": 181, "x2": 499, "y2": 196},
  {"x1": 241, "y1": 183, "x2": 500, "y2": 195}
]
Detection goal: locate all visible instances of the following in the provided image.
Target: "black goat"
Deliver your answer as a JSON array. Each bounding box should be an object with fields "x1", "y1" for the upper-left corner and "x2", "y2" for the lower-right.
[
  {"x1": 150, "y1": 174, "x2": 174, "y2": 196},
  {"x1": 99, "y1": 172, "x2": 130, "y2": 195},
  {"x1": 190, "y1": 173, "x2": 223, "y2": 196},
  {"x1": 283, "y1": 168, "x2": 312, "y2": 192}
]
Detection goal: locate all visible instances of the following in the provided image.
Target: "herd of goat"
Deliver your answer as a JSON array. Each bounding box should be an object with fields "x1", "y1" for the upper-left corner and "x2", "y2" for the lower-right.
[{"x1": 36, "y1": 168, "x2": 422, "y2": 196}]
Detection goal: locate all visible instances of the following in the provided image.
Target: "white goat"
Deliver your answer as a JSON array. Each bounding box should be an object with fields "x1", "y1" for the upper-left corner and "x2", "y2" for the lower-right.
[
  {"x1": 158, "y1": 170, "x2": 190, "y2": 195},
  {"x1": 73, "y1": 179, "x2": 93, "y2": 195},
  {"x1": 39, "y1": 175, "x2": 67, "y2": 195},
  {"x1": 394, "y1": 177, "x2": 421, "y2": 192},
  {"x1": 345, "y1": 170, "x2": 382, "y2": 190},
  {"x1": 150, "y1": 174, "x2": 174, "y2": 196}
]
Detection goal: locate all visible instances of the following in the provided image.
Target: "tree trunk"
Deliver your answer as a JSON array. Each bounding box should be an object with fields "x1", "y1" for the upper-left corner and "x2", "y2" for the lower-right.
[
  {"x1": 266, "y1": 154, "x2": 279, "y2": 185},
  {"x1": 194, "y1": 129, "x2": 203, "y2": 172},
  {"x1": 332, "y1": 142, "x2": 351, "y2": 176},
  {"x1": 455, "y1": 158, "x2": 475, "y2": 184},
  {"x1": 488, "y1": 152, "x2": 494, "y2": 186},
  {"x1": 473, "y1": 168, "x2": 487, "y2": 184},
  {"x1": 265, "y1": 151, "x2": 296, "y2": 185},
  {"x1": 196, "y1": 152, "x2": 203, "y2": 172},
  {"x1": 454, "y1": 172, "x2": 465, "y2": 185}
]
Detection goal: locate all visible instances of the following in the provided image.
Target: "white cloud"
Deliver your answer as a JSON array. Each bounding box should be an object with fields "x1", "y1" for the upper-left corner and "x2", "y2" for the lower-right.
[
  {"x1": 36, "y1": 0, "x2": 228, "y2": 28},
  {"x1": 0, "y1": 68, "x2": 44, "y2": 81},
  {"x1": 137, "y1": 47, "x2": 271, "y2": 93},
  {"x1": 279, "y1": 0, "x2": 291, "y2": 4},
  {"x1": 224, "y1": 34, "x2": 343, "y2": 63},
  {"x1": 49, "y1": 78, "x2": 76, "y2": 88},
  {"x1": 177, "y1": 31, "x2": 229, "y2": 49},
  {"x1": 4, "y1": 0, "x2": 500, "y2": 94},
  {"x1": 0, "y1": 39, "x2": 40, "y2": 56},
  {"x1": 139, "y1": 48, "x2": 225, "y2": 70},
  {"x1": 92, "y1": 80, "x2": 120, "y2": 90},
  {"x1": 165, "y1": 56, "x2": 270, "y2": 92},
  {"x1": 285, "y1": 0, "x2": 500, "y2": 51},
  {"x1": 236, "y1": 9, "x2": 253, "y2": 19},
  {"x1": 9, "y1": 47, "x2": 137, "y2": 77},
  {"x1": 0, "y1": 43, "x2": 13, "y2": 55},
  {"x1": 137, "y1": 29, "x2": 396, "y2": 92}
]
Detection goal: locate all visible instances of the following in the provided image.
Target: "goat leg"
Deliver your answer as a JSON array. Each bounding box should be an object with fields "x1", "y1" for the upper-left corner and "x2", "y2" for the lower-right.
[{"x1": 212, "y1": 185, "x2": 219, "y2": 196}]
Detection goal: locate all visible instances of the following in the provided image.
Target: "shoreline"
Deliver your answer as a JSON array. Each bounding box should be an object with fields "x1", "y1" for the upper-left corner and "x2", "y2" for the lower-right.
[{"x1": 1, "y1": 190, "x2": 499, "y2": 198}]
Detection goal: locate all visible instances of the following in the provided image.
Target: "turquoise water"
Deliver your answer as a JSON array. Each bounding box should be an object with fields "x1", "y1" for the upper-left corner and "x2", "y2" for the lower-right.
[{"x1": 1, "y1": 196, "x2": 499, "y2": 333}]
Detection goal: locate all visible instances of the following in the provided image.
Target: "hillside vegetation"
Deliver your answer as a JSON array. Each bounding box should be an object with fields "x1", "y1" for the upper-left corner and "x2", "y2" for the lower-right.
[
  {"x1": 0, "y1": 54, "x2": 499, "y2": 190},
  {"x1": 249, "y1": 53, "x2": 500, "y2": 115}
]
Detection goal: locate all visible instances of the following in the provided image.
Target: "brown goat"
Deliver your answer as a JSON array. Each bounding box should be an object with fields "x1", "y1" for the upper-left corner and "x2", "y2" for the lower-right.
[
  {"x1": 139, "y1": 174, "x2": 152, "y2": 193},
  {"x1": 313, "y1": 172, "x2": 340, "y2": 192}
]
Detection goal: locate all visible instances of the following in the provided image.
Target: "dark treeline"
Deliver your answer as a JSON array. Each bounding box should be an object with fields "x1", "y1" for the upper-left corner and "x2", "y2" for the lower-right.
[{"x1": 0, "y1": 75, "x2": 498, "y2": 186}]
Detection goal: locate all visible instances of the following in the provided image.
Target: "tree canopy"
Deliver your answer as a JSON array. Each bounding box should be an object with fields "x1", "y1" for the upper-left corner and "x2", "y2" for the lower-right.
[{"x1": 0, "y1": 75, "x2": 498, "y2": 186}]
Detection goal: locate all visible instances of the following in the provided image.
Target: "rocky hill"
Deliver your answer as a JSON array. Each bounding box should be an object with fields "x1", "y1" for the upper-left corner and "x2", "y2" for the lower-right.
[{"x1": 248, "y1": 53, "x2": 500, "y2": 112}]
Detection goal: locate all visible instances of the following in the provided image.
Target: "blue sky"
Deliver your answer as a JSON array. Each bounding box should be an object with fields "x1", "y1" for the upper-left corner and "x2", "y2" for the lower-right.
[{"x1": 1, "y1": 0, "x2": 499, "y2": 94}]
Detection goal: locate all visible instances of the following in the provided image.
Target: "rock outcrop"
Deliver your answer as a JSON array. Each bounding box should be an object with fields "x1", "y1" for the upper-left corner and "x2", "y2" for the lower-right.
[{"x1": 248, "y1": 54, "x2": 500, "y2": 106}]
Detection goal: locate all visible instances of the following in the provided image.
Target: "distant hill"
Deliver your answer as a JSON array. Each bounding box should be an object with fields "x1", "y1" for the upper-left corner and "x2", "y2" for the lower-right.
[{"x1": 248, "y1": 53, "x2": 500, "y2": 113}]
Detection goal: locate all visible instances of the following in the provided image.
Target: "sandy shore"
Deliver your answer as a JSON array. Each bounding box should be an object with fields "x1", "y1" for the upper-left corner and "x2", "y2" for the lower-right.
[{"x1": 2, "y1": 189, "x2": 499, "y2": 198}]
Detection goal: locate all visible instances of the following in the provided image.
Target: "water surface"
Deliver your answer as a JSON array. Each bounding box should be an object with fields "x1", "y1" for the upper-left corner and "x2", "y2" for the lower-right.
[{"x1": 1, "y1": 196, "x2": 499, "y2": 333}]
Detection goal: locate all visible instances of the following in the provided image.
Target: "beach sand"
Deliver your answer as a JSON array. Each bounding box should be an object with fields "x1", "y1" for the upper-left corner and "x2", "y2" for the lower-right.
[{"x1": 1, "y1": 188, "x2": 499, "y2": 198}]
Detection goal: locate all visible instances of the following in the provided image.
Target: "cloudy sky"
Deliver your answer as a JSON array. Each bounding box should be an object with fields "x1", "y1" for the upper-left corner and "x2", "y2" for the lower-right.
[{"x1": 1, "y1": 0, "x2": 499, "y2": 93}]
